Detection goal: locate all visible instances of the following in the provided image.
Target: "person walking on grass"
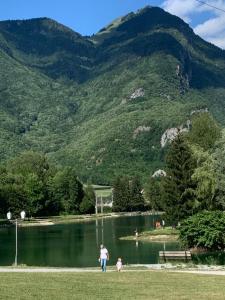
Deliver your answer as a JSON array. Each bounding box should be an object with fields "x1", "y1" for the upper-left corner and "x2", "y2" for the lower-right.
[{"x1": 99, "y1": 244, "x2": 109, "y2": 272}]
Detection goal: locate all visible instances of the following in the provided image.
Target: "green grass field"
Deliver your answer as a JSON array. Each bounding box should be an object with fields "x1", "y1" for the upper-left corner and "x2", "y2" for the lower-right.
[{"x1": 0, "y1": 271, "x2": 224, "y2": 300}]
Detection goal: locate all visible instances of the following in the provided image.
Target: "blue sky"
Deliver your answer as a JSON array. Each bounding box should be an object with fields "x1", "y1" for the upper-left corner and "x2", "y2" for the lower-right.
[
  {"x1": 0, "y1": 0, "x2": 225, "y2": 48},
  {"x1": 0, "y1": 0, "x2": 163, "y2": 35}
]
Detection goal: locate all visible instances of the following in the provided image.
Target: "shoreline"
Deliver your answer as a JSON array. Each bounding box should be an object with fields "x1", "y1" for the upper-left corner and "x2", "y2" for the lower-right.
[
  {"x1": 120, "y1": 227, "x2": 179, "y2": 243},
  {"x1": 10, "y1": 211, "x2": 158, "y2": 227}
]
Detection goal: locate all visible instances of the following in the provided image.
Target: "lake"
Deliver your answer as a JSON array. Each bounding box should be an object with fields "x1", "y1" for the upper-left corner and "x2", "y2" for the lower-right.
[
  {"x1": 0, "y1": 214, "x2": 177, "y2": 267},
  {"x1": 0, "y1": 214, "x2": 224, "y2": 267}
]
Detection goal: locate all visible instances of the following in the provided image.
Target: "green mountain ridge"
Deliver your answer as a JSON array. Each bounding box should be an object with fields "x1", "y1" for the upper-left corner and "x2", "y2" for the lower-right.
[{"x1": 0, "y1": 6, "x2": 225, "y2": 184}]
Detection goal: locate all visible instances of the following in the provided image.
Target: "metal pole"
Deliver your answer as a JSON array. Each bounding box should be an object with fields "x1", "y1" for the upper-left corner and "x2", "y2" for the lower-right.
[{"x1": 15, "y1": 219, "x2": 18, "y2": 267}]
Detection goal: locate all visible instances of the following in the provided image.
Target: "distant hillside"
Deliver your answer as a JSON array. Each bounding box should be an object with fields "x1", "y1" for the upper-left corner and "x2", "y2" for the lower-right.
[{"x1": 0, "y1": 6, "x2": 225, "y2": 184}]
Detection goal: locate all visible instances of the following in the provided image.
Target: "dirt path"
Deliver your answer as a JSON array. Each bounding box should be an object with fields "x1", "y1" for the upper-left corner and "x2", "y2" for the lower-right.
[{"x1": 0, "y1": 267, "x2": 225, "y2": 275}]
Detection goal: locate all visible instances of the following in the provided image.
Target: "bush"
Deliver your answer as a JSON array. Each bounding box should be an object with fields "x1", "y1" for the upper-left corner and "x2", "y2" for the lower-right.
[{"x1": 179, "y1": 211, "x2": 225, "y2": 250}]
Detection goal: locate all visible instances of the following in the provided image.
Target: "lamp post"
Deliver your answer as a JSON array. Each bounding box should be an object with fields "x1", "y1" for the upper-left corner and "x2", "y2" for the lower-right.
[{"x1": 7, "y1": 210, "x2": 26, "y2": 267}]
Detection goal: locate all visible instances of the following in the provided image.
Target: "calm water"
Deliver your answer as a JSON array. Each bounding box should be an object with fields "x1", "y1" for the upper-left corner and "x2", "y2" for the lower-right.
[
  {"x1": 0, "y1": 215, "x2": 179, "y2": 267},
  {"x1": 0, "y1": 214, "x2": 223, "y2": 267}
]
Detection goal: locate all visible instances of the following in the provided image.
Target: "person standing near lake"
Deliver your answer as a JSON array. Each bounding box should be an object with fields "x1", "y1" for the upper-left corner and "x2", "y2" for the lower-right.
[{"x1": 99, "y1": 244, "x2": 109, "y2": 272}]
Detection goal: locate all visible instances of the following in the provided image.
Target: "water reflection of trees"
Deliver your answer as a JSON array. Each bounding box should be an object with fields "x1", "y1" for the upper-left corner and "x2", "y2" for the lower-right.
[{"x1": 16, "y1": 225, "x2": 85, "y2": 267}]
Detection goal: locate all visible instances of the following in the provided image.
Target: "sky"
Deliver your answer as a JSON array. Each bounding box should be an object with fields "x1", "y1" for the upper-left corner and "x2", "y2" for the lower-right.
[{"x1": 0, "y1": 0, "x2": 225, "y2": 49}]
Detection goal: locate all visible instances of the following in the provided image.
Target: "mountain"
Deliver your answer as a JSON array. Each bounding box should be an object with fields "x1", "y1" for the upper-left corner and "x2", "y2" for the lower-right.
[
  {"x1": 0, "y1": 6, "x2": 225, "y2": 184},
  {"x1": 0, "y1": 17, "x2": 95, "y2": 81}
]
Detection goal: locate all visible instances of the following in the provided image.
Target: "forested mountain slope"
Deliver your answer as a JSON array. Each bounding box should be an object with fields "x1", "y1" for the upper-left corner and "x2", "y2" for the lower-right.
[{"x1": 1, "y1": 6, "x2": 225, "y2": 184}]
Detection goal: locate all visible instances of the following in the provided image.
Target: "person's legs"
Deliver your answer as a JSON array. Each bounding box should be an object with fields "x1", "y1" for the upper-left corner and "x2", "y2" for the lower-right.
[
  {"x1": 101, "y1": 259, "x2": 106, "y2": 272},
  {"x1": 101, "y1": 259, "x2": 103, "y2": 271}
]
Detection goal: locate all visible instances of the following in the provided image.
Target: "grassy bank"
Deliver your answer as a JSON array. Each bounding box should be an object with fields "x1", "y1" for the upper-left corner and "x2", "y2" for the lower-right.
[
  {"x1": 120, "y1": 227, "x2": 179, "y2": 242},
  {"x1": 0, "y1": 271, "x2": 224, "y2": 299},
  {"x1": 19, "y1": 211, "x2": 153, "y2": 227}
]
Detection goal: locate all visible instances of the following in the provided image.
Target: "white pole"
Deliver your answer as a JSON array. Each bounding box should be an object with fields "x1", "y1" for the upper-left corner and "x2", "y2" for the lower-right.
[
  {"x1": 95, "y1": 219, "x2": 99, "y2": 246},
  {"x1": 15, "y1": 219, "x2": 18, "y2": 267},
  {"x1": 101, "y1": 218, "x2": 104, "y2": 244},
  {"x1": 95, "y1": 195, "x2": 98, "y2": 215},
  {"x1": 101, "y1": 195, "x2": 103, "y2": 214}
]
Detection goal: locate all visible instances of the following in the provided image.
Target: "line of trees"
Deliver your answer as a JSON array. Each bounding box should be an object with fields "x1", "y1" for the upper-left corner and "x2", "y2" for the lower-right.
[
  {"x1": 145, "y1": 112, "x2": 225, "y2": 249},
  {"x1": 0, "y1": 152, "x2": 95, "y2": 217},
  {"x1": 145, "y1": 112, "x2": 223, "y2": 222},
  {"x1": 0, "y1": 152, "x2": 148, "y2": 218}
]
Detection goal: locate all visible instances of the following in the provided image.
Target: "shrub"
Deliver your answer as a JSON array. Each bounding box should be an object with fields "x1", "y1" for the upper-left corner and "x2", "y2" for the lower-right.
[{"x1": 179, "y1": 211, "x2": 225, "y2": 250}]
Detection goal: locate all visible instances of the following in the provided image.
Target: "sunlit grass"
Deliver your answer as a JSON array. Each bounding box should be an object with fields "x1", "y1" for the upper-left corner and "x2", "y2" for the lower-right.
[{"x1": 0, "y1": 271, "x2": 224, "y2": 299}]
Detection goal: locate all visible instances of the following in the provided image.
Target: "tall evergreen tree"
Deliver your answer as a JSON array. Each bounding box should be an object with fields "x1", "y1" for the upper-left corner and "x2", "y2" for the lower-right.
[
  {"x1": 162, "y1": 134, "x2": 196, "y2": 223},
  {"x1": 129, "y1": 176, "x2": 145, "y2": 211},
  {"x1": 113, "y1": 176, "x2": 145, "y2": 212},
  {"x1": 145, "y1": 177, "x2": 165, "y2": 211},
  {"x1": 112, "y1": 176, "x2": 130, "y2": 212}
]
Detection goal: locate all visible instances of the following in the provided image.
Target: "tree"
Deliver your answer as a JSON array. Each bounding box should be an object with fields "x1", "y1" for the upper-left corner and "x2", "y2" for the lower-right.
[
  {"x1": 52, "y1": 168, "x2": 84, "y2": 214},
  {"x1": 145, "y1": 177, "x2": 164, "y2": 211},
  {"x1": 129, "y1": 177, "x2": 145, "y2": 211},
  {"x1": 113, "y1": 176, "x2": 145, "y2": 212},
  {"x1": 162, "y1": 134, "x2": 196, "y2": 223},
  {"x1": 8, "y1": 151, "x2": 53, "y2": 183},
  {"x1": 188, "y1": 112, "x2": 221, "y2": 151},
  {"x1": 5, "y1": 151, "x2": 54, "y2": 217},
  {"x1": 79, "y1": 184, "x2": 96, "y2": 214},
  {"x1": 191, "y1": 146, "x2": 217, "y2": 211},
  {"x1": 179, "y1": 211, "x2": 225, "y2": 250},
  {"x1": 190, "y1": 131, "x2": 225, "y2": 211},
  {"x1": 0, "y1": 167, "x2": 9, "y2": 217},
  {"x1": 211, "y1": 132, "x2": 225, "y2": 209},
  {"x1": 1, "y1": 172, "x2": 28, "y2": 217},
  {"x1": 112, "y1": 176, "x2": 130, "y2": 212},
  {"x1": 23, "y1": 173, "x2": 46, "y2": 216}
]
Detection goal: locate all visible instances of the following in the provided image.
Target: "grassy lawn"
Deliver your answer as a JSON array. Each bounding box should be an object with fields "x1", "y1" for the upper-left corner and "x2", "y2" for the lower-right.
[
  {"x1": 0, "y1": 271, "x2": 224, "y2": 300},
  {"x1": 120, "y1": 227, "x2": 179, "y2": 242},
  {"x1": 147, "y1": 227, "x2": 178, "y2": 236}
]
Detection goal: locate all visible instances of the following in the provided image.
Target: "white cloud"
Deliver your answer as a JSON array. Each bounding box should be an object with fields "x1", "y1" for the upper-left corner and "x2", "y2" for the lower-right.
[
  {"x1": 162, "y1": 0, "x2": 200, "y2": 22},
  {"x1": 208, "y1": 35, "x2": 225, "y2": 48},
  {"x1": 195, "y1": 15, "x2": 225, "y2": 37},
  {"x1": 161, "y1": 0, "x2": 225, "y2": 49}
]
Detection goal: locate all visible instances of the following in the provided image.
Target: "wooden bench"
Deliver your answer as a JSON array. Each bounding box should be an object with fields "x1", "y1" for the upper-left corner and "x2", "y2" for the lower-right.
[{"x1": 159, "y1": 251, "x2": 191, "y2": 261}]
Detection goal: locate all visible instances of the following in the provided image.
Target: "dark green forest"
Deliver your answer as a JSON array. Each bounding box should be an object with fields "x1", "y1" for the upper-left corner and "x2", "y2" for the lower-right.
[{"x1": 0, "y1": 151, "x2": 96, "y2": 217}]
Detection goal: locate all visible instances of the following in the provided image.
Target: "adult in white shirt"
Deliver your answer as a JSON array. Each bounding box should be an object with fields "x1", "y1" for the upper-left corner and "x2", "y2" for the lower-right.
[{"x1": 99, "y1": 244, "x2": 109, "y2": 272}]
